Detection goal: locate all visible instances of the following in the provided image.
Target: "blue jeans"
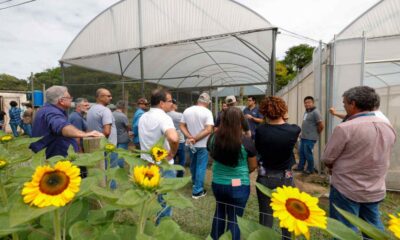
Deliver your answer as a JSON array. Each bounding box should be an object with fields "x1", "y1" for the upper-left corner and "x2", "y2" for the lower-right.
[
  {"x1": 117, "y1": 142, "x2": 129, "y2": 150},
  {"x1": 329, "y1": 185, "x2": 384, "y2": 236},
  {"x1": 189, "y1": 147, "x2": 209, "y2": 195},
  {"x1": 156, "y1": 169, "x2": 176, "y2": 224},
  {"x1": 298, "y1": 138, "x2": 317, "y2": 172},
  {"x1": 175, "y1": 142, "x2": 186, "y2": 177},
  {"x1": 256, "y1": 171, "x2": 294, "y2": 240},
  {"x1": 211, "y1": 182, "x2": 250, "y2": 240},
  {"x1": 9, "y1": 122, "x2": 21, "y2": 137},
  {"x1": 105, "y1": 152, "x2": 124, "y2": 189},
  {"x1": 22, "y1": 123, "x2": 32, "y2": 137}
]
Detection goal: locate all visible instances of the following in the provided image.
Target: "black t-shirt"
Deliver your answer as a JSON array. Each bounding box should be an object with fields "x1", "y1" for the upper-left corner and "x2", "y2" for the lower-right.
[{"x1": 255, "y1": 123, "x2": 301, "y2": 170}]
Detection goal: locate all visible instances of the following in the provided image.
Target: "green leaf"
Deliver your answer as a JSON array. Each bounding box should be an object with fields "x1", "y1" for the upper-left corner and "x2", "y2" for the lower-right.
[
  {"x1": 0, "y1": 212, "x2": 30, "y2": 237},
  {"x1": 159, "y1": 163, "x2": 185, "y2": 172},
  {"x1": 153, "y1": 218, "x2": 199, "y2": 240},
  {"x1": 27, "y1": 228, "x2": 52, "y2": 240},
  {"x1": 158, "y1": 177, "x2": 190, "y2": 194},
  {"x1": 65, "y1": 199, "x2": 90, "y2": 226},
  {"x1": 218, "y1": 230, "x2": 232, "y2": 240},
  {"x1": 9, "y1": 196, "x2": 56, "y2": 227},
  {"x1": 31, "y1": 148, "x2": 46, "y2": 167},
  {"x1": 116, "y1": 189, "x2": 148, "y2": 207},
  {"x1": 87, "y1": 209, "x2": 108, "y2": 225},
  {"x1": 247, "y1": 229, "x2": 277, "y2": 240},
  {"x1": 334, "y1": 205, "x2": 391, "y2": 240},
  {"x1": 237, "y1": 217, "x2": 280, "y2": 239},
  {"x1": 47, "y1": 155, "x2": 66, "y2": 165},
  {"x1": 11, "y1": 166, "x2": 34, "y2": 181},
  {"x1": 163, "y1": 192, "x2": 193, "y2": 209},
  {"x1": 324, "y1": 217, "x2": 361, "y2": 240},
  {"x1": 76, "y1": 177, "x2": 97, "y2": 198},
  {"x1": 73, "y1": 151, "x2": 105, "y2": 167},
  {"x1": 69, "y1": 221, "x2": 100, "y2": 239},
  {"x1": 90, "y1": 185, "x2": 120, "y2": 200},
  {"x1": 255, "y1": 182, "x2": 272, "y2": 198}
]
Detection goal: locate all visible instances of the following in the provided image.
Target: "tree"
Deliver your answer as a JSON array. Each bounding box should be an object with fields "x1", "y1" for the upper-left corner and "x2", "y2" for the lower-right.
[
  {"x1": 283, "y1": 44, "x2": 315, "y2": 74},
  {"x1": 275, "y1": 61, "x2": 296, "y2": 91},
  {"x1": 0, "y1": 74, "x2": 28, "y2": 91},
  {"x1": 31, "y1": 67, "x2": 63, "y2": 90}
]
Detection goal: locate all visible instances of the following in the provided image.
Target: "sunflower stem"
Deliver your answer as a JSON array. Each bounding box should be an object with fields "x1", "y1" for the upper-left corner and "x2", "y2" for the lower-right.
[
  {"x1": 137, "y1": 201, "x2": 148, "y2": 237},
  {"x1": 106, "y1": 154, "x2": 111, "y2": 190},
  {"x1": 291, "y1": 232, "x2": 296, "y2": 240},
  {"x1": 53, "y1": 209, "x2": 62, "y2": 240},
  {"x1": 0, "y1": 177, "x2": 8, "y2": 205}
]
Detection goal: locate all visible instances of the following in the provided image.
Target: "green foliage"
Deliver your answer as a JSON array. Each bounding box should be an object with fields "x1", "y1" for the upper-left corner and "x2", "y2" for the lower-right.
[
  {"x1": 31, "y1": 67, "x2": 63, "y2": 90},
  {"x1": 0, "y1": 74, "x2": 28, "y2": 91},
  {"x1": 237, "y1": 217, "x2": 280, "y2": 239},
  {"x1": 324, "y1": 217, "x2": 361, "y2": 240},
  {"x1": 334, "y1": 205, "x2": 391, "y2": 240},
  {"x1": 283, "y1": 44, "x2": 315, "y2": 74}
]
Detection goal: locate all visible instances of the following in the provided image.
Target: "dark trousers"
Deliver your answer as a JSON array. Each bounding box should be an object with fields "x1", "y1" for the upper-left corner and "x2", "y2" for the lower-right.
[
  {"x1": 211, "y1": 182, "x2": 250, "y2": 240},
  {"x1": 175, "y1": 142, "x2": 186, "y2": 177},
  {"x1": 256, "y1": 171, "x2": 294, "y2": 240}
]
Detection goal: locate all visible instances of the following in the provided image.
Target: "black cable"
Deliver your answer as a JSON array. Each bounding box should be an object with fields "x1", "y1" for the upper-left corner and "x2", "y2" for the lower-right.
[{"x1": 0, "y1": 0, "x2": 36, "y2": 11}]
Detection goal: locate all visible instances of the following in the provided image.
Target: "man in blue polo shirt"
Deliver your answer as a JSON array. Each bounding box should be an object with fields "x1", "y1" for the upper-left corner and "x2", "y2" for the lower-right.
[
  {"x1": 30, "y1": 86, "x2": 103, "y2": 159},
  {"x1": 243, "y1": 96, "x2": 263, "y2": 140}
]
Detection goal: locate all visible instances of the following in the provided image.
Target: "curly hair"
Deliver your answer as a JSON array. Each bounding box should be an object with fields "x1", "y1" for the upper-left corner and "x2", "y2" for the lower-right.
[{"x1": 259, "y1": 96, "x2": 288, "y2": 120}]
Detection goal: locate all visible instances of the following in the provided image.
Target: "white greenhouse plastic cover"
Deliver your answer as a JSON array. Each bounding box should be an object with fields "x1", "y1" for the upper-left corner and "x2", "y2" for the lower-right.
[{"x1": 60, "y1": 0, "x2": 276, "y2": 90}]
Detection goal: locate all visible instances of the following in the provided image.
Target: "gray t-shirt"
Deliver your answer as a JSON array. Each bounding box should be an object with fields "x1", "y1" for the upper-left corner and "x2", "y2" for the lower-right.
[
  {"x1": 301, "y1": 108, "x2": 322, "y2": 141},
  {"x1": 113, "y1": 111, "x2": 130, "y2": 144},
  {"x1": 167, "y1": 111, "x2": 185, "y2": 143},
  {"x1": 87, "y1": 104, "x2": 117, "y2": 145}
]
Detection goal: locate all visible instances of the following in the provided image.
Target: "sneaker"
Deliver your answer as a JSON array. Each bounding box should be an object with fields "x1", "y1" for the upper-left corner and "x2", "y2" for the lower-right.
[
  {"x1": 192, "y1": 190, "x2": 207, "y2": 199},
  {"x1": 293, "y1": 168, "x2": 303, "y2": 172}
]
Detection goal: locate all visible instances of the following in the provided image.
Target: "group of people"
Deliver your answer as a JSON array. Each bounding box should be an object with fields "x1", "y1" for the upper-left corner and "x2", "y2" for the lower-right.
[
  {"x1": 1, "y1": 101, "x2": 33, "y2": 137},
  {"x1": 6, "y1": 84, "x2": 396, "y2": 239}
]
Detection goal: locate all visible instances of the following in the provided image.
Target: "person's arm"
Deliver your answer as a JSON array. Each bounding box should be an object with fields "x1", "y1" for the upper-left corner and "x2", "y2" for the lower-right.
[
  {"x1": 194, "y1": 125, "x2": 213, "y2": 142},
  {"x1": 103, "y1": 124, "x2": 111, "y2": 137},
  {"x1": 61, "y1": 124, "x2": 104, "y2": 138},
  {"x1": 317, "y1": 121, "x2": 324, "y2": 134},
  {"x1": 322, "y1": 126, "x2": 347, "y2": 171},
  {"x1": 247, "y1": 156, "x2": 257, "y2": 173},
  {"x1": 165, "y1": 128, "x2": 179, "y2": 160},
  {"x1": 179, "y1": 122, "x2": 193, "y2": 140},
  {"x1": 329, "y1": 107, "x2": 346, "y2": 120}
]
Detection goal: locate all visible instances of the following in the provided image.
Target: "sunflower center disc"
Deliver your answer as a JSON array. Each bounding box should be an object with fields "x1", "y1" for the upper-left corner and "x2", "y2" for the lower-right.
[
  {"x1": 285, "y1": 198, "x2": 310, "y2": 220},
  {"x1": 145, "y1": 171, "x2": 154, "y2": 180},
  {"x1": 39, "y1": 170, "x2": 70, "y2": 195},
  {"x1": 156, "y1": 150, "x2": 163, "y2": 157}
]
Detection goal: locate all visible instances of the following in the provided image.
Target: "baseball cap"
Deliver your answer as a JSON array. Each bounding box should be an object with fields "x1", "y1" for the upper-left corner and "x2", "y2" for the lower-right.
[
  {"x1": 225, "y1": 95, "x2": 236, "y2": 104},
  {"x1": 198, "y1": 92, "x2": 211, "y2": 104}
]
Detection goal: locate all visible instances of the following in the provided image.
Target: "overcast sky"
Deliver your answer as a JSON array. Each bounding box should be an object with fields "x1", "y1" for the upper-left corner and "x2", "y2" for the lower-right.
[{"x1": 0, "y1": 0, "x2": 379, "y2": 79}]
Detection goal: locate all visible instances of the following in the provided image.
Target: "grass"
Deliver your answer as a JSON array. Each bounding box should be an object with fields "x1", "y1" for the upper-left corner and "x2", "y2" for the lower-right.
[{"x1": 172, "y1": 167, "x2": 400, "y2": 239}]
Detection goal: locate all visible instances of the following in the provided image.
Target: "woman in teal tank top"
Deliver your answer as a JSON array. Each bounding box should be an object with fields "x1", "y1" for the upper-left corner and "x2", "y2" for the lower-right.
[{"x1": 207, "y1": 107, "x2": 257, "y2": 240}]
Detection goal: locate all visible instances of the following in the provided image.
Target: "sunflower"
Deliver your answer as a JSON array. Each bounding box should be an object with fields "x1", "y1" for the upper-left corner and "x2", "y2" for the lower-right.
[
  {"x1": 150, "y1": 146, "x2": 168, "y2": 162},
  {"x1": 0, "y1": 135, "x2": 13, "y2": 143},
  {"x1": 105, "y1": 143, "x2": 116, "y2": 152},
  {"x1": 132, "y1": 165, "x2": 160, "y2": 190},
  {"x1": 0, "y1": 159, "x2": 7, "y2": 169},
  {"x1": 21, "y1": 161, "x2": 81, "y2": 208},
  {"x1": 388, "y1": 213, "x2": 400, "y2": 239},
  {"x1": 270, "y1": 186, "x2": 327, "y2": 239}
]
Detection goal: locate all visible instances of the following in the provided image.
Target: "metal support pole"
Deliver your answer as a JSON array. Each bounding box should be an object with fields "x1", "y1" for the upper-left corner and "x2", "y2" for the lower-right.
[
  {"x1": 140, "y1": 48, "x2": 145, "y2": 97},
  {"x1": 30, "y1": 72, "x2": 34, "y2": 107},
  {"x1": 318, "y1": 41, "x2": 323, "y2": 174},
  {"x1": 269, "y1": 28, "x2": 278, "y2": 96},
  {"x1": 361, "y1": 31, "x2": 366, "y2": 86}
]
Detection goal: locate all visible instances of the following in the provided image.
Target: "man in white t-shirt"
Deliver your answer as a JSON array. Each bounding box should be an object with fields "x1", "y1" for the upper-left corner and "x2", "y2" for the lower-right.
[
  {"x1": 138, "y1": 89, "x2": 179, "y2": 223},
  {"x1": 138, "y1": 89, "x2": 179, "y2": 163},
  {"x1": 180, "y1": 92, "x2": 214, "y2": 199}
]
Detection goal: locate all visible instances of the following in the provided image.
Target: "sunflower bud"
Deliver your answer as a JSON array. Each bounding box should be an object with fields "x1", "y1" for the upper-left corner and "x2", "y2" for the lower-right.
[
  {"x1": 0, "y1": 135, "x2": 13, "y2": 143},
  {"x1": 104, "y1": 143, "x2": 116, "y2": 153},
  {"x1": 0, "y1": 159, "x2": 7, "y2": 169}
]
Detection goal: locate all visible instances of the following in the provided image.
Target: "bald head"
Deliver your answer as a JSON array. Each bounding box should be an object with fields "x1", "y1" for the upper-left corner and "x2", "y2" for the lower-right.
[{"x1": 95, "y1": 88, "x2": 112, "y2": 106}]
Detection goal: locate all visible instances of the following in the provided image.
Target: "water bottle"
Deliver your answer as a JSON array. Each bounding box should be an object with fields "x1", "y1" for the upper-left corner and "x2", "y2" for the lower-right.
[{"x1": 186, "y1": 141, "x2": 197, "y2": 154}]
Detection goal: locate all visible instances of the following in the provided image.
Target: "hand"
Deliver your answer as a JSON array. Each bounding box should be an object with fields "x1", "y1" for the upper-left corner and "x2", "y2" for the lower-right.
[
  {"x1": 188, "y1": 137, "x2": 196, "y2": 144},
  {"x1": 128, "y1": 131, "x2": 134, "y2": 138},
  {"x1": 245, "y1": 114, "x2": 252, "y2": 120},
  {"x1": 329, "y1": 107, "x2": 336, "y2": 116},
  {"x1": 85, "y1": 131, "x2": 104, "y2": 138}
]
